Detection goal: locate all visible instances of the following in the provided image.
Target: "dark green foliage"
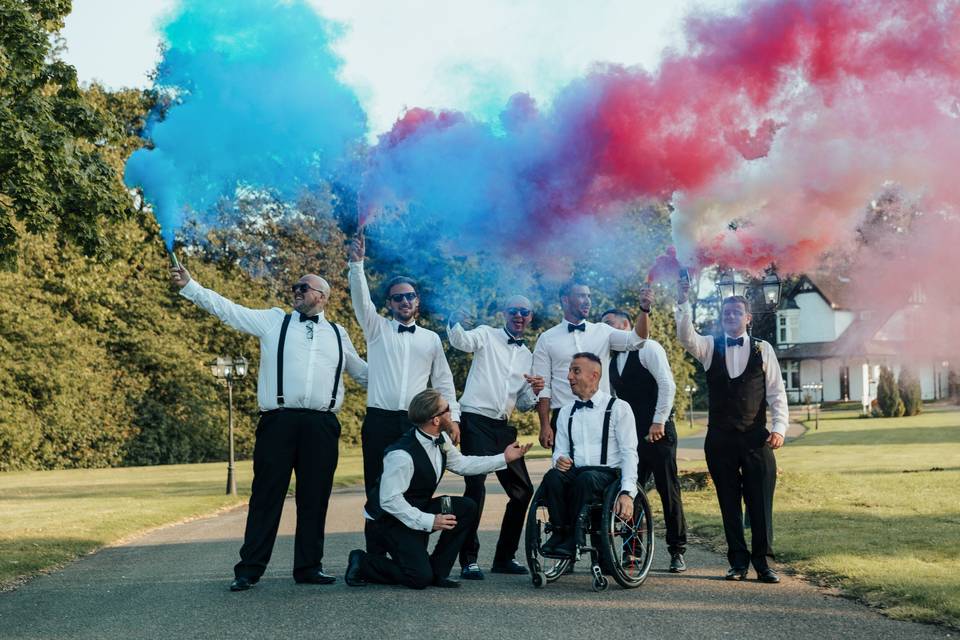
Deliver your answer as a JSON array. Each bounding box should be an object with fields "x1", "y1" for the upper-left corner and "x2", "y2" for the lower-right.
[
  {"x1": 897, "y1": 367, "x2": 922, "y2": 417},
  {"x1": 877, "y1": 366, "x2": 904, "y2": 418},
  {"x1": 0, "y1": 0, "x2": 133, "y2": 269}
]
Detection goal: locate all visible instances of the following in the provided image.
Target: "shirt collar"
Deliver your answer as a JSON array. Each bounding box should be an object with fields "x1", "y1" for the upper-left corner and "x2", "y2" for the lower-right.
[
  {"x1": 724, "y1": 331, "x2": 747, "y2": 341},
  {"x1": 393, "y1": 318, "x2": 418, "y2": 329},
  {"x1": 415, "y1": 429, "x2": 443, "y2": 445}
]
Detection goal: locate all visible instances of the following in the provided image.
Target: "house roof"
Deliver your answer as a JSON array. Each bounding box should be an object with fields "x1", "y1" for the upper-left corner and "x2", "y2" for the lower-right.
[
  {"x1": 784, "y1": 274, "x2": 856, "y2": 309},
  {"x1": 777, "y1": 310, "x2": 898, "y2": 360}
]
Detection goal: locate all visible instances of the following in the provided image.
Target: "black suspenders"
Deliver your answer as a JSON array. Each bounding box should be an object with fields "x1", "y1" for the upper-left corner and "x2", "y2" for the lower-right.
[
  {"x1": 276, "y1": 313, "x2": 293, "y2": 406},
  {"x1": 566, "y1": 397, "x2": 618, "y2": 465},
  {"x1": 328, "y1": 322, "x2": 343, "y2": 411},
  {"x1": 276, "y1": 313, "x2": 344, "y2": 410}
]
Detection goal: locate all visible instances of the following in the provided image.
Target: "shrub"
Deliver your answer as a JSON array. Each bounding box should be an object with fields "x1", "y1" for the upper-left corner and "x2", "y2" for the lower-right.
[
  {"x1": 897, "y1": 367, "x2": 922, "y2": 417},
  {"x1": 877, "y1": 367, "x2": 903, "y2": 418}
]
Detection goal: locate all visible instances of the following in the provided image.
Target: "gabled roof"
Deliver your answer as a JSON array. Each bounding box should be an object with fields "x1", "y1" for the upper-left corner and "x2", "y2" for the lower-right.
[{"x1": 784, "y1": 274, "x2": 855, "y2": 310}]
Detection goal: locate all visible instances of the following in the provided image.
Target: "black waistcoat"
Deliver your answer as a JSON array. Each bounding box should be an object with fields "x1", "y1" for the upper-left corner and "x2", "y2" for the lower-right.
[
  {"x1": 609, "y1": 351, "x2": 673, "y2": 436},
  {"x1": 706, "y1": 336, "x2": 767, "y2": 433},
  {"x1": 365, "y1": 428, "x2": 446, "y2": 520}
]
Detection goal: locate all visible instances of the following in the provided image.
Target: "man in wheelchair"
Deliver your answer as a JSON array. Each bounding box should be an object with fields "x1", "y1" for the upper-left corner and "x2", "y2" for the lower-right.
[{"x1": 539, "y1": 352, "x2": 639, "y2": 559}]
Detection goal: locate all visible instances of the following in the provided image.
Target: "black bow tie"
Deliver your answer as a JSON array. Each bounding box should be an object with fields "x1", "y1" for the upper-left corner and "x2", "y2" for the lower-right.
[
  {"x1": 573, "y1": 399, "x2": 594, "y2": 411},
  {"x1": 398, "y1": 324, "x2": 416, "y2": 334},
  {"x1": 726, "y1": 336, "x2": 744, "y2": 347},
  {"x1": 507, "y1": 336, "x2": 524, "y2": 347},
  {"x1": 299, "y1": 313, "x2": 320, "y2": 323},
  {"x1": 568, "y1": 323, "x2": 586, "y2": 333},
  {"x1": 418, "y1": 430, "x2": 444, "y2": 447}
]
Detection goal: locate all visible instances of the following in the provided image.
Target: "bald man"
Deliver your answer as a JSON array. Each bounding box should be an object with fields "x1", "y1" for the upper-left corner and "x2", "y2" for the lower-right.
[
  {"x1": 172, "y1": 265, "x2": 367, "y2": 591},
  {"x1": 447, "y1": 296, "x2": 545, "y2": 578}
]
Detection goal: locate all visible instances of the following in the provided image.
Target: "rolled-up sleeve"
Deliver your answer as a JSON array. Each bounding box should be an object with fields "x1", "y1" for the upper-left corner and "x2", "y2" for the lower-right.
[{"x1": 532, "y1": 336, "x2": 552, "y2": 400}]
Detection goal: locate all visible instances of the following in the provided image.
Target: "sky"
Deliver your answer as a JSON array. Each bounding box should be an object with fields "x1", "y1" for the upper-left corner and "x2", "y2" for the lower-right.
[{"x1": 61, "y1": 0, "x2": 735, "y2": 134}]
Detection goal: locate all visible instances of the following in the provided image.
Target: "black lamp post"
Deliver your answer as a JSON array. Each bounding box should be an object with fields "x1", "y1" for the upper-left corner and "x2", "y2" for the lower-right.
[
  {"x1": 209, "y1": 355, "x2": 248, "y2": 496},
  {"x1": 715, "y1": 268, "x2": 781, "y2": 309},
  {"x1": 684, "y1": 383, "x2": 697, "y2": 430}
]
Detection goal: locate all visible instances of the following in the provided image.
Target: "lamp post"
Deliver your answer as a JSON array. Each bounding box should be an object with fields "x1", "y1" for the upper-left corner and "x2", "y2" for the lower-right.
[
  {"x1": 684, "y1": 383, "x2": 698, "y2": 430},
  {"x1": 803, "y1": 382, "x2": 824, "y2": 429},
  {"x1": 715, "y1": 267, "x2": 781, "y2": 326},
  {"x1": 209, "y1": 355, "x2": 248, "y2": 496}
]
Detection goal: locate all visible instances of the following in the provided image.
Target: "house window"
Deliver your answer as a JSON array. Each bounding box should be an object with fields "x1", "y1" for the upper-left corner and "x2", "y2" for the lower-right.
[
  {"x1": 778, "y1": 312, "x2": 799, "y2": 343},
  {"x1": 782, "y1": 361, "x2": 800, "y2": 390}
]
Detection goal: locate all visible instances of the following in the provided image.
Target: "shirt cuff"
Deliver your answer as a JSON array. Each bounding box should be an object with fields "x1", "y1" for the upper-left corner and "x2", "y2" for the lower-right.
[
  {"x1": 348, "y1": 261, "x2": 364, "y2": 271},
  {"x1": 620, "y1": 481, "x2": 637, "y2": 498},
  {"x1": 771, "y1": 422, "x2": 788, "y2": 437},
  {"x1": 418, "y1": 511, "x2": 434, "y2": 532},
  {"x1": 651, "y1": 412, "x2": 669, "y2": 425},
  {"x1": 538, "y1": 388, "x2": 552, "y2": 400},
  {"x1": 179, "y1": 279, "x2": 201, "y2": 299}
]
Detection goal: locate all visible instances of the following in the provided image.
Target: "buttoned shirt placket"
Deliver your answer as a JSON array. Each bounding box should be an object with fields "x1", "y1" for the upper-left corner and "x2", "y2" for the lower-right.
[
  {"x1": 398, "y1": 325, "x2": 412, "y2": 411},
  {"x1": 302, "y1": 320, "x2": 319, "y2": 407}
]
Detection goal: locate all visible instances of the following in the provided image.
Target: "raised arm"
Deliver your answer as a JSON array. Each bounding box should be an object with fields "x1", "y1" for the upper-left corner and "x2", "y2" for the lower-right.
[
  {"x1": 447, "y1": 322, "x2": 485, "y2": 353},
  {"x1": 347, "y1": 231, "x2": 384, "y2": 340},
  {"x1": 174, "y1": 266, "x2": 281, "y2": 337},
  {"x1": 675, "y1": 301, "x2": 713, "y2": 367}
]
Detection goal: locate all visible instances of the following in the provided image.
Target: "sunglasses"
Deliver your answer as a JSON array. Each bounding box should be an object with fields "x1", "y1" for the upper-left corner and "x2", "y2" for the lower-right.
[
  {"x1": 292, "y1": 283, "x2": 325, "y2": 295},
  {"x1": 431, "y1": 405, "x2": 451, "y2": 420},
  {"x1": 389, "y1": 292, "x2": 418, "y2": 303},
  {"x1": 506, "y1": 307, "x2": 531, "y2": 317}
]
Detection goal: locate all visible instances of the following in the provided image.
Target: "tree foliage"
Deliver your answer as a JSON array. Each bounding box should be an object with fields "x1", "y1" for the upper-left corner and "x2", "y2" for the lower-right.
[
  {"x1": 877, "y1": 366, "x2": 904, "y2": 418},
  {"x1": 897, "y1": 366, "x2": 922, "y2": 417},
  {"x1": 0, "y1": 0, "x2": 134, "y2": 269}
]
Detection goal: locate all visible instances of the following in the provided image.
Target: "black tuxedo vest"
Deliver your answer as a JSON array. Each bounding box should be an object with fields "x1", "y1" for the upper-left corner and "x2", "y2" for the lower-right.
[
  {"x1": 365, "y1": 428, "x2": 446, "y2": 520},
  {"x1": 706, "y1": 336, "x2": 767, "y2": 433}
]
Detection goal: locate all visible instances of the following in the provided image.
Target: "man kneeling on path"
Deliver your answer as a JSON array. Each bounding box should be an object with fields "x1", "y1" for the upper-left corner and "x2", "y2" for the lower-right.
[{"x1": 345, "y1": 389, "x2": 532, "y2": 589}]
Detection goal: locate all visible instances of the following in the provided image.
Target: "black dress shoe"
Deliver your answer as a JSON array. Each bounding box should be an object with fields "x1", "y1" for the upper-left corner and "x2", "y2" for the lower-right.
[
  {"x1": 345, "y1": 549, "x2": 367, "y2": 587},
  {"x1": 460, "y1": 563, "x2": 484, "y2": 580},
  {"x1": 490, "y1": 559, "x2": 528, "y2": 575},
  {"x1": 294, "y1": 568, "x2": 337, "y2": 585},
  {"x1": 432, "y1": 577, "x2": 461, "y2": 588},
  {"x1": 669, "y1": 553, "x2": 687, "y2": 573},
  {"x1": 757, "y1": 568, "x2": 781, "y2": 584},
  {"x1": 229, "y1": 576, "x2": 257, "y2": 591},
  {"x1": 540, "y1": 534, "x2": 571, "y2": 558},
  {"x1": 725, "y1": 567, "x2": 749, "y2": 581}
]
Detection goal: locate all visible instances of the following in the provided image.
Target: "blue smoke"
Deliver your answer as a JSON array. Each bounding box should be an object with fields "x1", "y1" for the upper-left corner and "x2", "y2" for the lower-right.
[{"x1": 125, "y1": 0, "x2": 367, "y2": 248}]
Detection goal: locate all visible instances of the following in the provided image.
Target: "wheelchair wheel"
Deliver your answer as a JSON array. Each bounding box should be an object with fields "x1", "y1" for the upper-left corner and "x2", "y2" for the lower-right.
[
  {"x1": 525, "y1": 484, "x2": 573, "y2": 584},
  {"x1": 598, "y1": 483, "x2": 654, "y2": 588}
]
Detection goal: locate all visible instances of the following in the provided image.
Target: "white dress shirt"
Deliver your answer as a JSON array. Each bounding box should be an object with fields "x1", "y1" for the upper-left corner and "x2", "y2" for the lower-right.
[
  {"x1": 448, "y1": 323, "x2": 537, "y2": 420},
  {"x1": 532, "y1": 320, "x2": 644, "y2": 409},
  {"x1": 180, "y1": 279, "x2": 367, "y2": 412},
  {"x1": 675, "y1": 302, "x2": 789, "y2": 435},
  {"x1": 552, "y1": 390, "x2": 639, "y2": 497},
  {"x1": 612, "y1": 338, "x2": 677, "y2": 425},
  {"x1": 348, "y1": 261, "x2": 460, "y2": 421},
  {"x1": 379, "y1": 430, "x2": 507, "y2": 531}
]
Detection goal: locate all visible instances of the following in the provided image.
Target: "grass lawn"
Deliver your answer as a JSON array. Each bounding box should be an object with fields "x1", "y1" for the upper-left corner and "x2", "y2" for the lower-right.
[
  {"x1": 1, "y1": 434, "x2": 551, "y2": 589},
  {"x1": 677, "y1": 408, "x2": 960, "y2": 628}
]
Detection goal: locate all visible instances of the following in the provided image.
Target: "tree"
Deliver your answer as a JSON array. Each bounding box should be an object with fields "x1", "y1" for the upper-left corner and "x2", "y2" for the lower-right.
[
  {"x1": 0, "y1": 0, "x2": 133, "y2": 269},
  {"x1": 897, "y1": 366, "x2": 922, "y2": 417},
  {"x1": 876, "y1": 366, "x2": 904, "y2": 418}
]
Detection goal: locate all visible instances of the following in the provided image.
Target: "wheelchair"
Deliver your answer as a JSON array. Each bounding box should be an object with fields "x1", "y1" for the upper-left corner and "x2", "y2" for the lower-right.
[{"x1": 524, "y1": 476, "x2": 654, "y2": 592}]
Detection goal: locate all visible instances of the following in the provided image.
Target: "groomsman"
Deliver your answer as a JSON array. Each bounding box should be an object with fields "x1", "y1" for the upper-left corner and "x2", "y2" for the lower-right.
[
  {"x1": 539, "y1": 353, "x2": 639, "y2": 558},
  {"x1": 171, "y1": 264, "x2": 367, "y2": 591},
  {"x1": 347, "y1": 232, "x2": 461, "y2": 552},
  {"x1": 447, "y1": 296, "x2": 545, "y2": 579},
  {"x1": 345, "y1": 389, "x2": 532, "y2": 589},
  {"x1": 675, "y1": 278, "x2": 788, "y2": 583},
  {"x1": 532, "y1": 280, "x2": 647, "y2": 448},
  {"x1": 601, "y1": 308, "x2": 688, "y2": 573}
]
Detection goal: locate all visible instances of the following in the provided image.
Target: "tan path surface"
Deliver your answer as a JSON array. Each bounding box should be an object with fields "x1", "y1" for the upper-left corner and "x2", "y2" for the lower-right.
[{"x1": 0, "y1": 457, "x2": 949, "y2": 640}]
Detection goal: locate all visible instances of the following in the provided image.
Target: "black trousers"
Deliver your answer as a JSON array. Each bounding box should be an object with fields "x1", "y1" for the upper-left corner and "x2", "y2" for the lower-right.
[
  {"x1": 458, "y1": 412, "x2": 533, "y2": 567},
  {"x1": 234, "y1": 409, "x2": 340, "y2": 580},
  {"x1": 637, "y1": 420, "x2": 687, "y2": 555},
  {"x1": 361, "y1": 408, "x2": 413, "y2": 553},
  {"x1": 704, "y1": 426, "x2": 777, "y2": 571},
  {"x1": 540, "y1": 466, "x2": 618, "y2": 534},
  {"x1": 359, "y1": 496, "x2": 478, "y2": 589}
]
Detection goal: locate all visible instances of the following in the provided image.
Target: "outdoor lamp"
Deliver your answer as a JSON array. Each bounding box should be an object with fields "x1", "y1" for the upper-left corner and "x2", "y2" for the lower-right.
[
  {"x1": 716, "y1": 270, "x2": 749, "y2": 300},
  {"x1": 762, "y1": 271, "x2": 782, "y2": 307},
  {"x1": 233, "y1": 355, "x2": 248, "y2": 379}
]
